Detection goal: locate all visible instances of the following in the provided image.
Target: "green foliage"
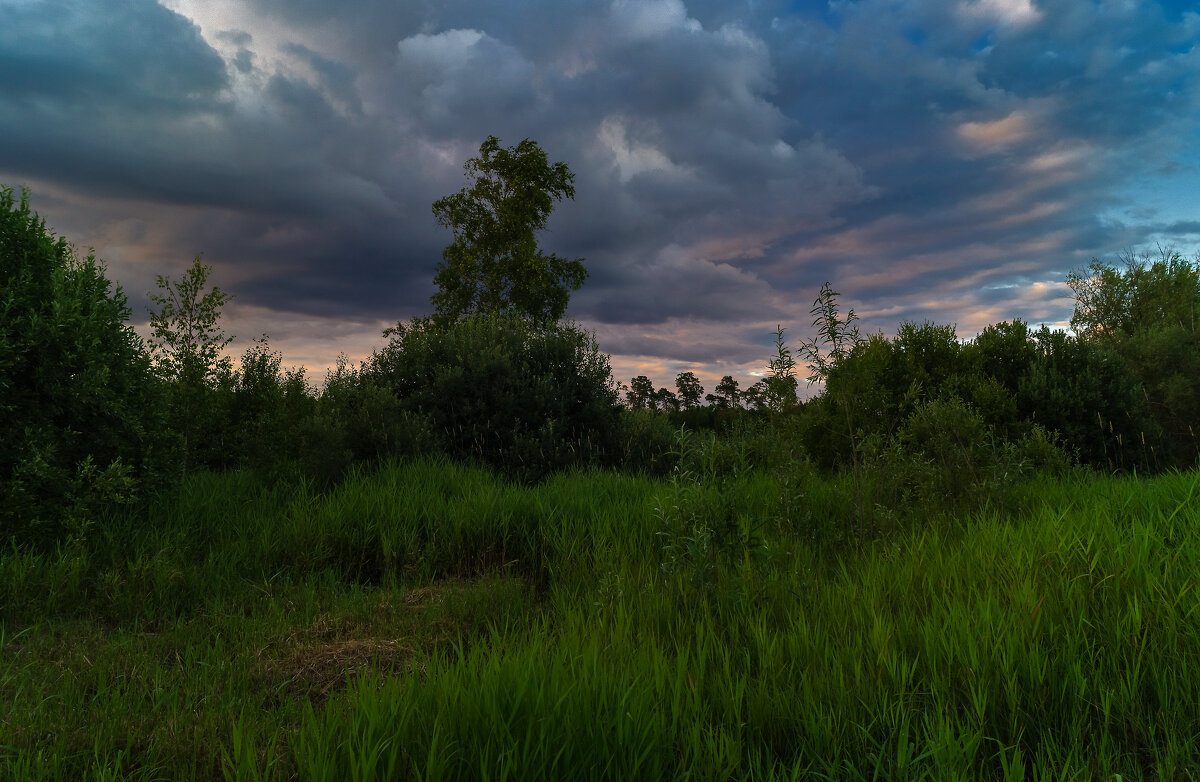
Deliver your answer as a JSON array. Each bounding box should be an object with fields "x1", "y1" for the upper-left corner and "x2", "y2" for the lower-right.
[
  {"x1": 655, "y1": 470, "x2": 775, "y2": 608},
  {"x1": 220, "y1": 339, "x2": 319, "y2": 476},
  {"x1": 959, "y1": 319, "x2": 1038, "y2": 439},
  {"x1": 431, "y1": 136, "x2": 587, "y2": 323},
  {"x1": 892, "y1": 319, "x2": 961, "y2": 395},
  {"x1": 1068, "y1": 248, "x2": 1200, "y2": 467},
  {"x1": 147, "y1": 255, "x2": 233, "y2": 388},
  {"x1": 765, "y1": 325, "x2": 798, "y2": 414},
  {"x1": 1125, "y1": 323, "x2": 1200, "y2": 465},
  {"x1": 301, "y1": 355, "x2": 436, "y2": 482},
  {"x1": 146, "y1": 256, "x2": 236, "y2": 472},
  {"x1": 799, "y1": 282, "x2": 863, "y2": 385},
  {"x1": 796, "y1": 311, "x2": 1162, "y2": 478},
  {"x1": 866, "y1": 396, "x2": 1070, "y2": 519},
  {"x1": 801, "y1": 333, "x2": 898, "y2": 468},
  {"x1": 369, "y1": 313, "x2": 622, "y2": 482},
  {"x1": 1067, "y1": 246, "x2": 1200, "y2": 341},
  {"x1": 1017, "y1": 327, "x2": 1159, "y2": 471},
  {"x1": 5, "y1": 458, "x2": 1199, "y2": 780},
  {"x1": 612, "y1": 408, "x2": 678, "y2": 477},
  {"x1": 0, "y1": 186, "x2": 170, "y2": 548},
  {"x1": 964, "y1": 319, "x2": 1037, "y2": 391}
]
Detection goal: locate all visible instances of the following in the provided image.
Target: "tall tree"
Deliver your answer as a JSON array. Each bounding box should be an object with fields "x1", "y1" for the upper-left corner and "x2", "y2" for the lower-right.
[
  {"x1": 675, "y1": 371, "x2": 704, "y2": 410},
  {"x1": 626, "y1": 375, "x2": 656, "y2": 410},
  {"x1": 1067, "y1": 246, "x2": 1199, "y2": 341},
  {"x1": 432, "y1": 136, "x2": 587, "y2": 323},
  {"x1": 655, "y1": 386, "x2": 680, "y2": 413},
  {"x1": 742, "y1": 378, "x2": 769, "y2": 412},
  {"x1": 713, "y1": 375, "x2": 741, "y2": 409}
]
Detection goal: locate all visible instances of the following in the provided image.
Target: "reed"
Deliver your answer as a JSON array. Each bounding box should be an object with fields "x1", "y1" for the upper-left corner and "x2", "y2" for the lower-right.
[{"x1": 2, "y1": 459, "x2": 1197, "y2": 779}]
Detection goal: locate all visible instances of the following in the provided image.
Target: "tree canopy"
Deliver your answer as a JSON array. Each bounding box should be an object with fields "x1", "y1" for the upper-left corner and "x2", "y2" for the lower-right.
[
  {"x1": 431, "y1": 136, "x2": 587, "y2": 323},
  {"x1": 1, "y1": 186, "x2": 170, "y2": 546}
]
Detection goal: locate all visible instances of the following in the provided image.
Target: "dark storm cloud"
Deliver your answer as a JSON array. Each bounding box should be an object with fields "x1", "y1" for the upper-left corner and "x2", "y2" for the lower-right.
[
  {"x1": 1, "y1": 0, "x2": 1198, "y2": 381},
  {"x1": 0, "y1": 0, "x2": 227, "y2": 110}
]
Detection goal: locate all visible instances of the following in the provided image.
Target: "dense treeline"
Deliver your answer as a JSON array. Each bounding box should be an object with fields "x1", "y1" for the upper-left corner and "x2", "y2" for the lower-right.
[
  {"x1": 628, "y1": 253, "x2": 1199, "y2": 480},
  {"x1": 3, "y1": 162, "x2": 1199, "y2": 550}
]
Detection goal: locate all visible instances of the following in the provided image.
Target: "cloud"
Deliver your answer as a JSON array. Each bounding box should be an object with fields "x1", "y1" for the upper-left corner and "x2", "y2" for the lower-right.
[
  {"x1": 957, "y1": 109, "x2": 1033, "y2": 149},
  {"x1": 583, "y1": 243, "x2": 784, "y2": 325},
  {"x1": 957, "y1": 0, "x2": 1042, "y2": 28},
  {"x1": 392, "y1": 28, "x2": 540, "y2": 133},
  {"x1": 0, "y1": 0, "x2": 228, "y2": 111}
]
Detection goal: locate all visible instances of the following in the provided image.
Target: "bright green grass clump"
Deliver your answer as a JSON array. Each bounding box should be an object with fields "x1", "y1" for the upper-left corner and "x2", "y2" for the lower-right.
[{"x1": 2, "y1": 458, "x2": 1198, "y2": 780}]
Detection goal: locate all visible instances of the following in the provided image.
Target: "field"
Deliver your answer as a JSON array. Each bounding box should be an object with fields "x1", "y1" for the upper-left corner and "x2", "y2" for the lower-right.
[{"x1": 2, "y1": 456, "x2": 1198, "y2": 780}]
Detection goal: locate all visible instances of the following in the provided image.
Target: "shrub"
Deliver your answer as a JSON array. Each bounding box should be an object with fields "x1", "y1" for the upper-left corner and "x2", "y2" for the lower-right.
[
  {"x1": 0, "y1": 186, "x2": 172, "y2": 547},
  {"x1": 1017, "y1": 328, "x2": 1160, "y2": 471},
  {"x1": 270, "y1": 356, "x2": 437, "y2": 486},
  {"x1": 222, "y1": 339, "x2": 319, "y2": 475},
  {"x1": 368, "y1": 314, "x2": 622, "y2": 482},
  {"x1": 866, "y1": 396, "x2": 1071, "y2": 520}
]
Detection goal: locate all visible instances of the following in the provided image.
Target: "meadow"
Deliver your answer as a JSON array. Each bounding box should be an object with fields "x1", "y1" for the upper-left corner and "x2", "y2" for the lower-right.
[{"x1": 3, "y1": 447, "x2": 1198, "y2": 781}]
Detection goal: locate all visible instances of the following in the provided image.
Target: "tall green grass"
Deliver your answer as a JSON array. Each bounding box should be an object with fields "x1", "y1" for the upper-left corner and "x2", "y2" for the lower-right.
[{"x1": 2, "y1": 458, "x2": 1198, "y2": 779}]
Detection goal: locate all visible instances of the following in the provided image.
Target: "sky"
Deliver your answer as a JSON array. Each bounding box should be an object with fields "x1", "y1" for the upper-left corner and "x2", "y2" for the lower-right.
[{"x1": 2, "y1": 0, "x2": 1199, "y2": 392}]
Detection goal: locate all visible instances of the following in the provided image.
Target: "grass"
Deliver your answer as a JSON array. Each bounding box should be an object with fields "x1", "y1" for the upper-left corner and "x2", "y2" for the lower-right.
[{"x1": 2, "y1": 456, "x2": 1198, "y2": 779}]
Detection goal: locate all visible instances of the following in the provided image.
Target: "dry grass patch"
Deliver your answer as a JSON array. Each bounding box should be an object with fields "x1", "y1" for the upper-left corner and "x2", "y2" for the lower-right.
[
  {"x1": 256, "y1": 575, "x2": 531, "y2": 704},
  {"x1": 272, "y1": 637, "x2": 426, "y2": 701}
]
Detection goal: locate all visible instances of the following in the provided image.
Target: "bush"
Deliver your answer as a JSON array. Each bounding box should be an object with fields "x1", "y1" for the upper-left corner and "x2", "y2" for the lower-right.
[
  {"x1": 220, "y1": 339, "x2": 319, "y2": 475},
  {"x1": 866, "y1": 396, "x2": 1071, "y2": 520},
  {"x1": 267, "y1": 356, "x2": 435, "y2": 486},
  {"x1": 1017, "y1": 328, "x2": 1160, "y2": 471},
  {"x1": 0, "y1": 186, "x2": 172, "y2": 547},
  {"x1": 368, "y1": 314, "x2": 623, "y2": 482}
]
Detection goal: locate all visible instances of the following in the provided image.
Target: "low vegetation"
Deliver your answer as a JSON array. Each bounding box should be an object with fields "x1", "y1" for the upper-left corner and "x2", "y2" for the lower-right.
[{"x1": 2, "y1": 458, "x2": 1198, "y2": 779}]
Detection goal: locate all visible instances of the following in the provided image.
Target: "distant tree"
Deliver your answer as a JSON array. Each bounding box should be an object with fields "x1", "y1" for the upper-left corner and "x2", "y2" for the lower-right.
[
  {"x1": 675, "y1": 371, "x2": 704, "y2": 410},
  {"x1": 741, "y1": 378, "x2": 769, "y2": 412},
  {"x1": 1, "y1": 186, "x2": 169, "y2": 547},
  {"x1": 431, "y1": 136, "x2": 587, "y2": 323},
  {"x1": 655, "y1": 386, "x2": 680, "y2": 413},
  {"x1": 706, "y1": 375, "x2": 742, "y2": 409},
  {"x1": 626, "y1": 375, "x2": 657, "y2": 410},
  {"x1": 714, "y1": 375, "x2": 741, "y2": 409}
]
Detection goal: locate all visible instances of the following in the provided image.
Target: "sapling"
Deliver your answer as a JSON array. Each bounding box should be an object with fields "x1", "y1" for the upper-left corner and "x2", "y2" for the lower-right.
[{"x1": 798, "y1": 282, "x2": 867, "y2": 549}]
